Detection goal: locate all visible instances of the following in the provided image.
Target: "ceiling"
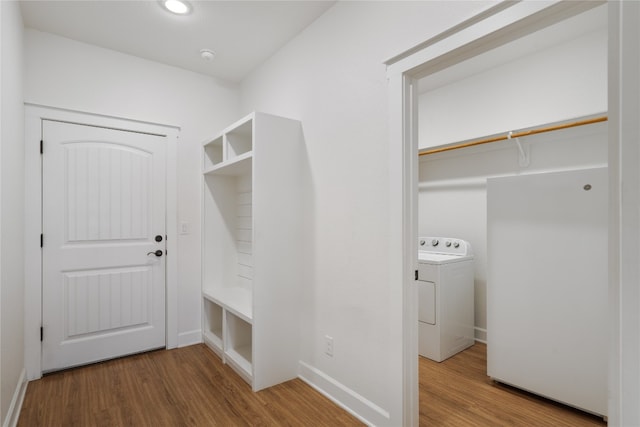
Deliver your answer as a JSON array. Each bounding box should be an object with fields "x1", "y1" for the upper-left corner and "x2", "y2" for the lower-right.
[
  {"x1": 419, "y1": 3, "x2": 607, "y2": 93},
  {"x1": 20, "y1": 0, "x2": 336, "y2": 83}
]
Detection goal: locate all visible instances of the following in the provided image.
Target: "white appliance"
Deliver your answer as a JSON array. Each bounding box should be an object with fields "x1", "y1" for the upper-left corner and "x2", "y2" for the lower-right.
[
  {"x1": 487, "y1": 167, "x2": 607, "y2": 417},
  {"x1": 417, "y1": 237, "x2": 475, "y2": 362}
]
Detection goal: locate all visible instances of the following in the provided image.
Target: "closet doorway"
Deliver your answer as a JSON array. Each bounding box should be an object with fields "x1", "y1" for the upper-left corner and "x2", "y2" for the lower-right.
[
  {"x1": 415, "y1": 4, "x2": 608, "y2": 423},
  {"x1": 386, "y1": 1, "x2": 637, "y2": 425}
]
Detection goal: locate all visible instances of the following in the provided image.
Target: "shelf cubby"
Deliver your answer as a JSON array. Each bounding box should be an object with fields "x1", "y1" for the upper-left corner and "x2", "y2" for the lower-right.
[
  {"x1": 203, "y1": 136, "x2": 224, "y2": 169},
  {"x1": 225, "y1": 312, "x2": 253, "y2": 380},
  {"x1": 202, "y1": 299, "x2": 223, "y2": 356},
  {"x1": 226, "y1": 119, "x2": 252, "y2": 159}
]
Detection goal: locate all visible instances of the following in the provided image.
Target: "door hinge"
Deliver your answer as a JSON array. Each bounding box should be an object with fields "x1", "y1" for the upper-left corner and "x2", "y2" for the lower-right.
[
  {"x1": 40, "y1": 140, "x2": 43, "y2": 154},
  {"x1": 415, "y1": 270, "x2": 418, "y2": 280},
  {"x1": 40, "y1": 234, "x2": 43, "y2": 248},
  {"x1": 40, "y1": 326, "x2": 43, "y2": 342}
]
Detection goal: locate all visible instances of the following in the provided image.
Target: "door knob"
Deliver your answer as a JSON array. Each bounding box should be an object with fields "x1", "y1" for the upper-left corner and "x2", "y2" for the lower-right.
[
  {"x1": 147, "y1": 250, "x2": 163, "y2": 257},
  {"x1": 155, "y1": 235, "x2": 163, "y2": 242}
]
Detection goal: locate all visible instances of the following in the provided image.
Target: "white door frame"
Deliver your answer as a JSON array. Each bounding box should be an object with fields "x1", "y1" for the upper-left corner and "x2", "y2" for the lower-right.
[
  {"x1": 385, "y1": 1, "x2": 637, "y2": 425},
  {"x1": 608, "y1": 1, "x2": 640, "y2": 424},
  {"x1": 24, "y1": 103, "x2": 179, "y2": 380}
]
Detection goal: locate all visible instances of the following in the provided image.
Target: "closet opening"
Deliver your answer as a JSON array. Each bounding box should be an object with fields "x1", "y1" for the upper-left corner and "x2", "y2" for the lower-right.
[
  {"x1": 385, "y1": 1, "x2": 618, "y2": 425},
  {"x1": 417, "y1": 5, "x2": 608, "y2": 425},
  {"x1": 416, "y1": 4, "x2": 608, "y2": 424}
]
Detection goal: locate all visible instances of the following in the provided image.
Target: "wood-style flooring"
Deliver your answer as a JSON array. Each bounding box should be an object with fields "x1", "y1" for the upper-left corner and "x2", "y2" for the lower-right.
[
  {"x1": 420, "y1": 343, "x2": 606, "y2": 426},
  {"x1": 18, "y1": 344, "x2": 361, "y2": 426},
  {"x1": 19, "y1": 343, "x2": 607, "y2": 426}
]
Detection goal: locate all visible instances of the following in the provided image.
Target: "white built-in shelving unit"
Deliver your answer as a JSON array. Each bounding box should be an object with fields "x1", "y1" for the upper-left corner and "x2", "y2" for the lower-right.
[{"x1": 202, "y1": 112, "x2": 303, "y2": 391}]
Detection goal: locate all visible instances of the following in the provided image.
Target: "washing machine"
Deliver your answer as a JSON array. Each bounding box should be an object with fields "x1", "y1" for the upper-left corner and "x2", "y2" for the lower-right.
[{"x1": 417, "y1": 237, "x2": 475, "y2": 362}]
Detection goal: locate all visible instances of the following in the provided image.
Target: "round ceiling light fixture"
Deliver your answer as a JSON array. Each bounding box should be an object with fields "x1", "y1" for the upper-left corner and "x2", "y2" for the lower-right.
[{"x1": 161, "y1": 0, "x2": 192, "y2": 15}]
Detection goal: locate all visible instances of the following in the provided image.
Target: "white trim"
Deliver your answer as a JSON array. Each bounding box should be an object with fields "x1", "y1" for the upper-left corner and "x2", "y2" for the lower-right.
[
  {"x1": 24, "y1": 103, "x2": 180, "y2": 134},
  {"x1": 385, "y1": 1, "x2": 613, "y2": 424},
  {"x1": 2, "y1": 369, "x2": 27, "y2": 427},
  {"x1": 385, "y1": 1, "x2": 602, "y2": 76},
  {"x1": 165, "y1": 125, "x2": 179, "y2": 350},
  {"x1": 298, "y1": 361, "x2": 389, "y2": 426},
  {"x1": 387, "y1": 72, "x2": 419, "y2": 427},
  {"x1": 474, "y1": 327, "x2": 487, "y2": 344},
  {"x1": 607, "y1": 4, "x2": 622, "y2": 424},
  {"x1": 24, "y1": 103, "x2": 179, "y2": 380},
  {"x1": 177, "y1": 329, "x2": 203, "y2": 348},
  {"x1": 608, "y1": 2, "x2": 640, "y2": 425}
]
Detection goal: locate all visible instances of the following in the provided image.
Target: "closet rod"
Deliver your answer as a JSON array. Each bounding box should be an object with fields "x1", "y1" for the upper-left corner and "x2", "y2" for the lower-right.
[{"x1": 419, "y1": 115, "x2": 608, "y2": 156}]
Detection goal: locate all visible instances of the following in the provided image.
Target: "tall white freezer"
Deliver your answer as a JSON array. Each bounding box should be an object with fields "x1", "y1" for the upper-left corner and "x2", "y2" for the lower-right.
[{"x1": 487, "y1": 167, "x2": 607, "y2": 417}]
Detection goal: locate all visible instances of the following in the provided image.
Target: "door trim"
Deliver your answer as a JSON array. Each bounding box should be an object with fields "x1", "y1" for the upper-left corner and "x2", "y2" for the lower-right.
[{"x1": 24, "y1": 103, "x2": 179, "y2": 380}]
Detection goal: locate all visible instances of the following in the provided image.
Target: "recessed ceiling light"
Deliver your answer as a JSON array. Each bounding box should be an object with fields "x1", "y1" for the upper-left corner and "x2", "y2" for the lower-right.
[{"x1": 161, "y1": 0, "x2": 191, "y2": 15}]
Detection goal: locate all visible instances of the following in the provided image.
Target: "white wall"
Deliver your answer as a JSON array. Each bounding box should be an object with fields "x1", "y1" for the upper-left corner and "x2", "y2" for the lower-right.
[
  {"x1": 419, "y1": 26, "x2": 607, "y2": 149},
  {"x1": 417, "y1": 15, "x2": 608, "y2": 342},
  {"x1": 239, "y1": 1, "x2": 497, "y2": 425},
  {"x1": 23, "y1": 29, "x2": 241, "y2": 347},
  {"x1": 0, "y1": 1, "x2": 25, "y2": 424}
]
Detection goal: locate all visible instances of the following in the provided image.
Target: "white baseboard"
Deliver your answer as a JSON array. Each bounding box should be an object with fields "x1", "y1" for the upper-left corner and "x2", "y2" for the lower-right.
[
  {"x1": 475, "y1": 327, "x2": 487, "y2": 344},
  {"x1": 177, "y1": 329, "x2": 202, "y2": 348},
  {"x1": 298, "y1": 361, "x2": 389, "y2": 426},
  {"x1": 3, "y1": 369, "x2": 27, "y2": 427}
]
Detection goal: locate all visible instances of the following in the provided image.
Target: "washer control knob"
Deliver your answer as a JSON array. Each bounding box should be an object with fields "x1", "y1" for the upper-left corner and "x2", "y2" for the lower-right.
[
  {"x1": 419, "y1": 240, "x2": 426, "y2": 246},
  {"x1": 431, "y1": 239, "x2": 439, "y2": 246},
  {"x1": 453, "y1": 241, "x2": 460, "y2": 248},
  {"x1": 445, "y1": 241, "x2": 452, "y2": 247}
]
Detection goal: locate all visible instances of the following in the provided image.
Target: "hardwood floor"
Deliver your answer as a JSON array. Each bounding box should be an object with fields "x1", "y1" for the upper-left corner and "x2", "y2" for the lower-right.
[
  {"x1": 19, "y1": 343, "x2": 607, "y2": 426},
  {"x1": 419, "y1": 343, "x2": 607, "y2": 426},
  {"x1": 18, "y1": 344, "x2": 362, "y2": 426}
]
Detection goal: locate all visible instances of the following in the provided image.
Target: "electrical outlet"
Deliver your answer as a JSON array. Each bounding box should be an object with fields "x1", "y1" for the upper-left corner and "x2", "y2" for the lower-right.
[{"x1": 325, "y1": 335, "x2": 334, "y2": 357}]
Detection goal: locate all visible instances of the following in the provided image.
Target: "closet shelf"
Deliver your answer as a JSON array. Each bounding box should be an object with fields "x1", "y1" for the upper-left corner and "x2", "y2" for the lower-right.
[
  {"x1": 203, "y1": 152, "x2": 253, "y2": 176},
  {"x1": 203, "y1": 287, "x2": 253, "y2": 323}
]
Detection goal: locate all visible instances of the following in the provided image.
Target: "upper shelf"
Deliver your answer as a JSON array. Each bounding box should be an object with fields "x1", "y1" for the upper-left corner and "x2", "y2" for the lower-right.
[
  {"x1": 203, "y1": 151, "x2": 252, "y2": 176},
  {"x1": 203, "y1": 113, "x2": 254, "y2": 173}
]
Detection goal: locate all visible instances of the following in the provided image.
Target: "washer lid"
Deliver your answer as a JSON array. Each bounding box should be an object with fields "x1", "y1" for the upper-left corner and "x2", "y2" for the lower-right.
[{"x1": 418, "y1": 252, "x2": 474, "y2": 264}]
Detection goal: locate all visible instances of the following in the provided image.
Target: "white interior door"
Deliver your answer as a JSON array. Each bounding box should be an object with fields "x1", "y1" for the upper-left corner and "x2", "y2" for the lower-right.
[{"x1": 41, "y1": 120, "x2": 167, "y2": 372}]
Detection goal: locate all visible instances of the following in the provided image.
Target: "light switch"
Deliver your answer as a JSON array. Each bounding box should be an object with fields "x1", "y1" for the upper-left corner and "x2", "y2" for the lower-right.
[{"x1": 180, "y1": 221, "x2": 190, "y2": 235}]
